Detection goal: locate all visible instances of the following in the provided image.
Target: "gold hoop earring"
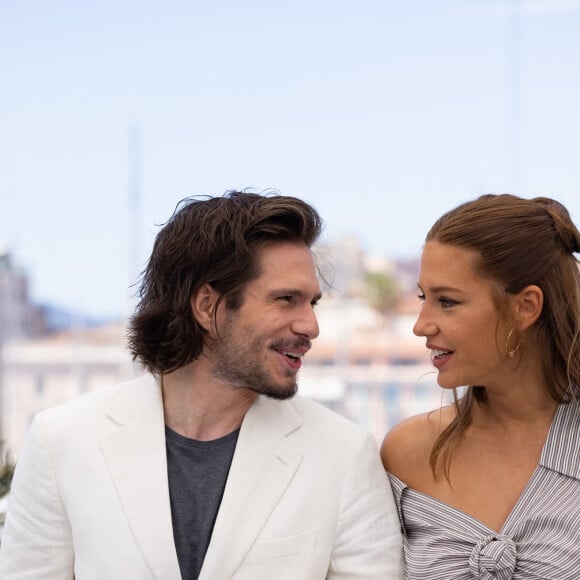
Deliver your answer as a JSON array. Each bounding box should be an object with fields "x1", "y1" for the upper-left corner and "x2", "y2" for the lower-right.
[{"x1": 505, "y1": 327, "x2": 521, "y2": 358}]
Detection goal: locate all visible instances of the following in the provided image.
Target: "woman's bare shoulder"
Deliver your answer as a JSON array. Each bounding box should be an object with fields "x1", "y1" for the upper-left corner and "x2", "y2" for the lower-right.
[{"x1": 380, "y1": 405, "x2": 455, "y2": 482}]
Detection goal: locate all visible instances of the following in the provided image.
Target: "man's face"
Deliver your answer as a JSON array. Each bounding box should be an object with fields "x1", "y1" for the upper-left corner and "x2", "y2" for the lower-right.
[{"x1": 210, "y1": 242, "x2": 322, "y2": 399}]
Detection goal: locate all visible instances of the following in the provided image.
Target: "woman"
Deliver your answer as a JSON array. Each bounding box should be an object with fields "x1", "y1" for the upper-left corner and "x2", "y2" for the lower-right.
[{"x1": 382, "y1": 194, "x2": 580, "y2": 579}]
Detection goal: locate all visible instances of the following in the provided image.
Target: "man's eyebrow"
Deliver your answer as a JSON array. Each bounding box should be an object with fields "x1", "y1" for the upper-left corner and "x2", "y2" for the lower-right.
[{"x1": 268, "y1": 288, "x2": 323, "y2": 302}]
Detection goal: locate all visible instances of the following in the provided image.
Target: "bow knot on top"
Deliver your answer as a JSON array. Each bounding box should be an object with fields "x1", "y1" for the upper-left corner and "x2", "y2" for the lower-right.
[{"x1": 468, "y1": 535, "x2": 517, "y2": 580}]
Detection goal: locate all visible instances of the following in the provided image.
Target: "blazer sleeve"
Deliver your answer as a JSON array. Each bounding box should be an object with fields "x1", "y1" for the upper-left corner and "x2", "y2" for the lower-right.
[
  {"x1": 328, "y1": 431, "x2": 404, "y2": 580},
  {"x1": 0, "y1": 414, "x2": 75, "y2": 579}
]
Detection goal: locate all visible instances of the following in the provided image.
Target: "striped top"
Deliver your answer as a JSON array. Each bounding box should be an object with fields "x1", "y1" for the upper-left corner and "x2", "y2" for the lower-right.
[{"x1": 388, "y1": 398, "x2": 580, "y2": 580}]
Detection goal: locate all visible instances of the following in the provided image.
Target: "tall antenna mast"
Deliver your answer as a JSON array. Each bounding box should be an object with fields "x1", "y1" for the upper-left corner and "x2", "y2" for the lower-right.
[{"x1": 127, "y1": 124, "x2": 142, "y2": 316}]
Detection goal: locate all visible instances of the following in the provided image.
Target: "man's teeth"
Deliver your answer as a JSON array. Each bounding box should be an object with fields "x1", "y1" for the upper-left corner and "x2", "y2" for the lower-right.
[{"x1": 283, "y1": 351, "x2": 303, "y2": 359}]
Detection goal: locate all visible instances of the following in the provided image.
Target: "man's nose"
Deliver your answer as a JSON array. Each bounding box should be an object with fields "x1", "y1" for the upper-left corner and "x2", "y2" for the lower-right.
[{"x1": 292, "y1": 306, "x2": 320, "y2": 339}]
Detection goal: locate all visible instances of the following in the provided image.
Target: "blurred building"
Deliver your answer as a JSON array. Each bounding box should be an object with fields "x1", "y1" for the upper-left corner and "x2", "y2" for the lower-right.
[
  {"x1": 300, "y1": 296, "x2": 445, "y2": 442},
  {"x1": 0, "y1": 324, "x2": 138, "y2": 458},
  {"x1": 0, "y1": 247, "x2": 45, "y2": 346}
]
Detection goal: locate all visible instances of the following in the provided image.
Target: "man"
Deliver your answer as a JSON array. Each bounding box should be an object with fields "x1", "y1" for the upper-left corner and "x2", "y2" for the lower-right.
[{"x1": 0, "y1": 191, "x2": 402, "y2": 579}]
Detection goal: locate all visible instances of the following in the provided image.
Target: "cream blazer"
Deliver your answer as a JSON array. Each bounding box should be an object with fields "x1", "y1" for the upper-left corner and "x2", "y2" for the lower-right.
[{"x1": 0, "y1": 375, "x2": 402, "y2": 579}]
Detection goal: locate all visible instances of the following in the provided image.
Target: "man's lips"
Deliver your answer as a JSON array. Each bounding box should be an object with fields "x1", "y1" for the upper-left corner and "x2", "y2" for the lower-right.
[
  {"x1": 271, "y1": 340, "x2": 311, "y2": 369},
  {"x1": 271, "y1": 339, "x2": 311, "y2": 356}
]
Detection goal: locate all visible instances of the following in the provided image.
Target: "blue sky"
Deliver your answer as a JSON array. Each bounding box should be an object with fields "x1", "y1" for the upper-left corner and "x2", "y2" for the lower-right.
[{"x1": 1, "y1": 0, "x2": 580, "y2": 319}]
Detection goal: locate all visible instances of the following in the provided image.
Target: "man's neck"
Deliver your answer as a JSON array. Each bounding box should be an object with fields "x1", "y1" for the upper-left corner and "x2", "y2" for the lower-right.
[{"x1": 161, "y1": 361, "x2": 257, "y2": 441}]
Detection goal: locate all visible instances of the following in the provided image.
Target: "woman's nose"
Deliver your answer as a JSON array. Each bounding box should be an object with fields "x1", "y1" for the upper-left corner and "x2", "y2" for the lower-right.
[{"x1": 413, "y1": 308, "x2": 435, "y2": 337}]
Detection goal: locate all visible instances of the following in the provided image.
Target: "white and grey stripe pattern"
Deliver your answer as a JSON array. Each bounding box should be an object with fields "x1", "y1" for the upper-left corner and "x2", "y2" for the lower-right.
[{"x1": 388, "y1": 398, "x2": 580, "y2": 580}]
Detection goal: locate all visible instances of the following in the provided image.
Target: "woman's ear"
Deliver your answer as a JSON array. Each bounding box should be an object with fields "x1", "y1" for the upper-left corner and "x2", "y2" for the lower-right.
[
  {"x1": 513, "y1": 284, "x2": 543, "y2": 330},
  {"x1": 190, "y1": 283, "x2": 220, "y2": 332}
]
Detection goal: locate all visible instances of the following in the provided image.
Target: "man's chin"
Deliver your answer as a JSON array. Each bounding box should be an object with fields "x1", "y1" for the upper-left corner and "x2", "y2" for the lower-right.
[{"x1": 252, "y1": 383, "x2": 298, "y2": 401}]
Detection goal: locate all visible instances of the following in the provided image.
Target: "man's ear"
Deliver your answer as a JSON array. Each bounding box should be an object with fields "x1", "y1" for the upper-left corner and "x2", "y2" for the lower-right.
[
  {"x1": 190, "y1": 283, "x2": 220, "y2": 332},
  {"x1": 513, "y1": 284, "x2": 543, "y2": 330}
]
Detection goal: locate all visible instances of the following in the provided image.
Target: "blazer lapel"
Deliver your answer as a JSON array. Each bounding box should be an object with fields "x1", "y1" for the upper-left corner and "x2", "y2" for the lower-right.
[
  {"x1": 199, "y1": 396, "x2": 303, "y2": 580},
  {"x1": 99, "y1": 375, "x2": 182, "y2": 580}
]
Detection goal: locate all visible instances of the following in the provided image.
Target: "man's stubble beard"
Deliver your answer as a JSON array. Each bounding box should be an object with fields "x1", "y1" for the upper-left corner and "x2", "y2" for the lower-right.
[{"x1": 209, "y1": 318, "x2": 299, "y2": 401}]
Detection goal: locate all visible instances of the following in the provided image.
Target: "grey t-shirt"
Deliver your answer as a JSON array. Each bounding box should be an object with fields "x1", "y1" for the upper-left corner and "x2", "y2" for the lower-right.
[{"x1": 165, "y1": 425, "x2": 239, "y2": 580}]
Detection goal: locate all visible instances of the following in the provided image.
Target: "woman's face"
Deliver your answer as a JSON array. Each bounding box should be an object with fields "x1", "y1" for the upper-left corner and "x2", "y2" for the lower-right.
[{"x1": 413, "y1": 241, "x2": 508, "y2": 390}]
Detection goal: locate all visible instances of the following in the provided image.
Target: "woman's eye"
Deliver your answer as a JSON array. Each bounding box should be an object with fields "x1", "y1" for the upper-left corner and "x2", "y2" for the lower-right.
[{"x1": 416, "y1": 292, "x2": 458, "y2": 308}]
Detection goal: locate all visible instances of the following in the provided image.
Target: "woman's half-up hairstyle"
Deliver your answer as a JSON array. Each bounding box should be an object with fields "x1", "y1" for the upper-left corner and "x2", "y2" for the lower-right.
[
  {"x1": 426, "y1": 194, "x2": 580, "y2": 478},
  {"x1": 128, "y1": 190, "x2": 322, "y2": 375}
]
